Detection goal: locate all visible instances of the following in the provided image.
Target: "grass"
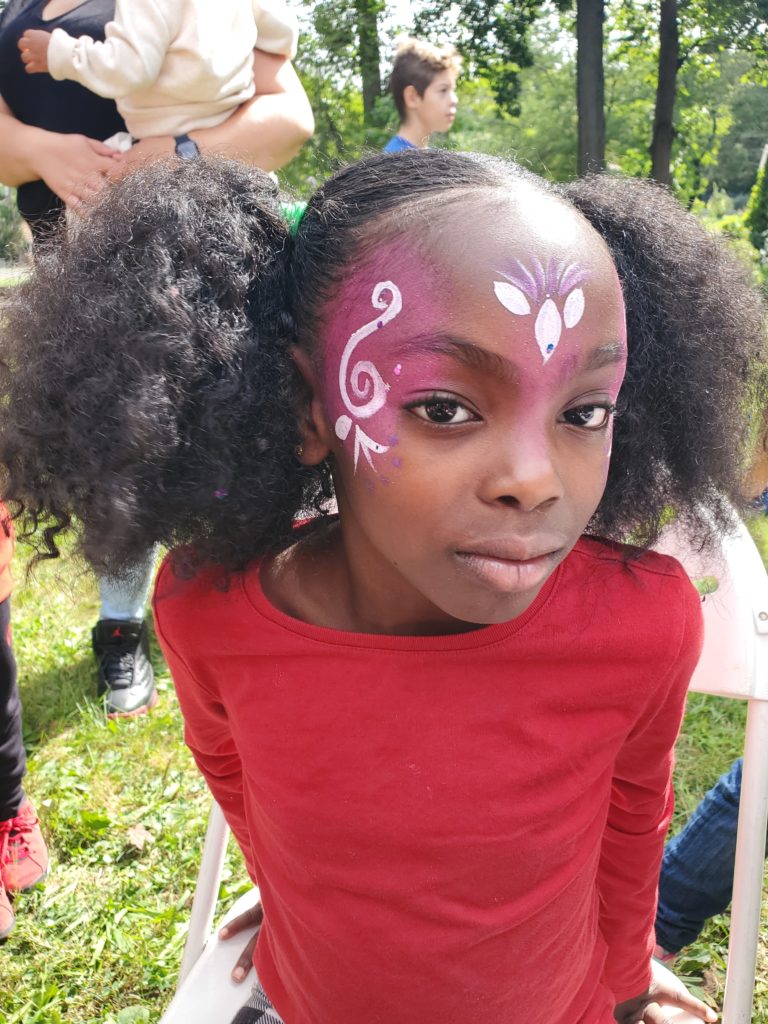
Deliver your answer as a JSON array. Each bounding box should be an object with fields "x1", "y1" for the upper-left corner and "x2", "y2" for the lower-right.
[
  {"x1": 0, "y1": 552, "x2": 249, "y2": 1024},
  {"x1": 0, "y1": 266, "x2": 27, "y2": 289},
  {"x1": 1, "y1": 527, "x2": 768, "y2": 1023}
]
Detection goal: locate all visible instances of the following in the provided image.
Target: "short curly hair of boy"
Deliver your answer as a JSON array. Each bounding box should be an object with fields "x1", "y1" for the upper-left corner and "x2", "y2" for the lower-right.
[
  {"x1": 0, "y1": 150, "x2": 764, "y2": 576},
  {"x1": 388, "y1": 36, "x2": 462, "y2": 120}
]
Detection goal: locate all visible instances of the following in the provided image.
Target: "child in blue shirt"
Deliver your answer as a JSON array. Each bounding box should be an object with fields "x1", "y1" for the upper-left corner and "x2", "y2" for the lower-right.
[{"x1": 383, "y1": 37, "x2": 460, "y2": 153}]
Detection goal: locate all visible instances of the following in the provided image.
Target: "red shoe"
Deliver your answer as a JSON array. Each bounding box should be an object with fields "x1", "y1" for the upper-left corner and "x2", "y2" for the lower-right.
[
  {"x1": 653, "y1": 943, "x2": 678, "y2": 965},
  {"x1": 0, "y1": 798, "x2": 49, "y2": 892},
  {"x1": 0, "y1": 877, "x2": 13, "y2": 939}
]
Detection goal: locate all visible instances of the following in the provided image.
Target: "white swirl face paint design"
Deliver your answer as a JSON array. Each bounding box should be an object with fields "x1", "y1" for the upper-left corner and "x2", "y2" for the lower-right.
[
  {"x1": 493, "y1": 258, "x2": 587, "y2": 363},
  {"x1": 335, "y1": 280, "x2": 402, "y2": 472}
]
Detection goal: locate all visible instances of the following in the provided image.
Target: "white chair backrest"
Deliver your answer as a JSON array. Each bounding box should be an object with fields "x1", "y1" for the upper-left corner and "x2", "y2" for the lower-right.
[
  {"x1": 655, "y1": 514, "x2": 768, "y2": 700},
  {"x1": 656, "y1": 512, "x2": 768, "y2": 1024}
]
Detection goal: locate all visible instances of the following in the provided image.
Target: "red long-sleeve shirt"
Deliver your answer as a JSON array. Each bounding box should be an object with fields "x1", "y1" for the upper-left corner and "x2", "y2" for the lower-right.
[{"x1": 154, "y1": 536, "x2": 702, "y2": 1024}]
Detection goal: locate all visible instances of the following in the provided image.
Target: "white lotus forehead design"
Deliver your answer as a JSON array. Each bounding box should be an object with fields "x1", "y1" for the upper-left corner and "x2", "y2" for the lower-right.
[{"x1": 493, "y1": 258, "x2": 588, "y2": 364}]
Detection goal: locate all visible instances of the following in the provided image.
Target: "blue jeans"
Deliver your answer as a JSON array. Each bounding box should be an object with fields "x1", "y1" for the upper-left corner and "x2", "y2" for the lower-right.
[
  {"x1": 98, "y1": 547, "x2": 158, "y2": 621},
  {"x1": 655, "y1": 758, "x2": 768, "y2": 952}
]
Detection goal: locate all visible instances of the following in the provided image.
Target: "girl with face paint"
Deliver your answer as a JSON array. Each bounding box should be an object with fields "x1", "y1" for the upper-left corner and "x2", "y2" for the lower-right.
[{"x1": 0, "y1": 152, "x2": 764, "y2": 1024}]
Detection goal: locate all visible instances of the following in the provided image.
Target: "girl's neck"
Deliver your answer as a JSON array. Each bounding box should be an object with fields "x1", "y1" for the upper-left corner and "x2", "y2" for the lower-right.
[{"x1": 261, "y1": 522, "x2": 478, "y2": 637}]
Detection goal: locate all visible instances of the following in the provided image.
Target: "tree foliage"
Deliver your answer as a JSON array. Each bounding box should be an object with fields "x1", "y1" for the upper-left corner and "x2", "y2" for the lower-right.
[
  {"x1": 414, "y1": 0, "x2": 570, "y2": 116},
  {"x1": 746, "y1": 160, "x2": 768, "y2": 252},
  {"x1": 0, "y1": 187, "x2": 27, "y2": 262}
]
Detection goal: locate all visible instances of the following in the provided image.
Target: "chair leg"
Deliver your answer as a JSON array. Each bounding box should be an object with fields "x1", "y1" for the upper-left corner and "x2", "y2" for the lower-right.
[
  {"x1": 722, "y1": 698, "x2": 768, "y2": 1024},
  {"x1": 178, "y1": 802, "x2": 230, "y2": 986}
]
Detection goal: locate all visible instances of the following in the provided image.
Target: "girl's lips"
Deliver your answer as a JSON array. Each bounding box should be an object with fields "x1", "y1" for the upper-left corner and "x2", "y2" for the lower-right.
[{"x1": 453, "y1": 550, "x2": 558, "y2": 593}]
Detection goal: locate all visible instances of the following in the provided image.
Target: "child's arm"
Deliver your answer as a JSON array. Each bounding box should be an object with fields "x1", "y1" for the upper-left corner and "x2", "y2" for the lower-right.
[
  {"x1": 19, "y1": 0, "x2": 175, "y2": 97},
  {"x1": 251, "y1": 0, "x2": 299, "y2": 60},
  {"x1": 120, "y1": 53, "x2": 314, "y2": 172},
  {"x1": 152, "y1": 568, "x2": 256, "y2": 877},
  {"x1": 597, "y1": 571, "x2": 703, "y2": 1007}
]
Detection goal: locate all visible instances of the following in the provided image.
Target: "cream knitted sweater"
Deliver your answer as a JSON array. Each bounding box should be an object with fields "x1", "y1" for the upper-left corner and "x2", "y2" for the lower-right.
[{"x1": 48, "y1": 0, "x2": 298, "y2": 138}]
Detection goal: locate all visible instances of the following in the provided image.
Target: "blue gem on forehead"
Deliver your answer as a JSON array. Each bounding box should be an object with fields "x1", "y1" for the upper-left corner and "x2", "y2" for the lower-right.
[{"x1": 546, "y1": 343, "x2": 554, "y2": 352}]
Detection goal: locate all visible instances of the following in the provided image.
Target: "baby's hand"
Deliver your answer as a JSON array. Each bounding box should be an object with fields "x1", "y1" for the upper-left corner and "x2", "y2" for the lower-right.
[
  {"x1": 18, "y1": 29, "x2": 52, "y2": 74},
  {"x1": 614, "y1": 959, "x2": 718, "y2": 1023}
]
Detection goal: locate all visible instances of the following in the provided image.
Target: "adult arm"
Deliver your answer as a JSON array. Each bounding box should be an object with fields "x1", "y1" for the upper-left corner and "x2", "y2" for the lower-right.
[
  {"x1": 597, "y1": 571, "x2": 703, "y2": 1005},
  {"x1": 0, "y1": 92, "x2": 120, "y2": 203},
  {"x1": 122, "y1": 53, "x2": 314, "y2": 172}
]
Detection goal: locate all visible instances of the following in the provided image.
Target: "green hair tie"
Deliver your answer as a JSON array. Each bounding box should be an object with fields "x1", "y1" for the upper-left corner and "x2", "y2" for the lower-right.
[{"x1": 281, "y1": 200, "x2": 307, "y2": 237}]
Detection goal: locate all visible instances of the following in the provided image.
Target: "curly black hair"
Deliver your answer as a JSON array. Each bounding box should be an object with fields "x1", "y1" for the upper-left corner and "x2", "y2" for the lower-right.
[{"x1": 0, "y1": 150, "x2": 764, "y2": 573}]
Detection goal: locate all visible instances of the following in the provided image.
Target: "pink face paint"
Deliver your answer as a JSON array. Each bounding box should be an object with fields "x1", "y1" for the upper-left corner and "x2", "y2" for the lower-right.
[
  {"x1": 331, "y1": 279, "x2": 401, "y2": 472},
  {"x1": 320, "y1": 246, "x2": 445, "y2": 476}
]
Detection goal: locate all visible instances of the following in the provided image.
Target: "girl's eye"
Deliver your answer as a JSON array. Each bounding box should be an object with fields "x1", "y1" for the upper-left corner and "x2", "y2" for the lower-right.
[
  {"x1": 562, "y1": 404, "x2": 615, "y2": 430},
  {"x1": 408, "y1": 397, "x2": 475, "y2": 424}
]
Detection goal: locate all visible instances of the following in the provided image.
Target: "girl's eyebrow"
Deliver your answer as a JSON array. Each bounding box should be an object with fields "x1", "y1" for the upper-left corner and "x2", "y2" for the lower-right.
[
  {"x1": 394, "y1": 332, "x2": 521, "y2": 383},
  {"x1": 393, "y1": 333, "x2": 626, "y2": 381}
]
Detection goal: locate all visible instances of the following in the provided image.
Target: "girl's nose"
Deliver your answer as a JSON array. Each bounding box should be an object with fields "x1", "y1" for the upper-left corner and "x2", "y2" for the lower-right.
[{"x1": 478, "y1": 438, "x2": 564, "y2": 512}]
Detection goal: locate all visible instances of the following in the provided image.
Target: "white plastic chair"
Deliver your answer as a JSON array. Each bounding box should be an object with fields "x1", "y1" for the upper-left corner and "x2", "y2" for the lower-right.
[
  {"x1": 161, "y1": 514, "x2": 768, "y2": 1024},
  {"x1": 653, "y1": 513, "x2": 768, "y2": 1023},
  {"x1": 160, "y1": 801, "x2": 262, "y2": 1024}
]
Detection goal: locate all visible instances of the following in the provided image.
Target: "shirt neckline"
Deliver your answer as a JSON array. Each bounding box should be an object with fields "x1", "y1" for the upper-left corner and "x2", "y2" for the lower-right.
[
  {"x1": 241, "y1": 555, "x2": 564, "y2": 652},
  {"x1": 39, "y1": 0, "x2": 91, "y2": 23}
]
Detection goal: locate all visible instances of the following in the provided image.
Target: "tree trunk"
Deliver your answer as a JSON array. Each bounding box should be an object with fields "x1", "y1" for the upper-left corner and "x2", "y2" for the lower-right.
[
  {"x1": 576, "y1": 0, "x2": 605, "y2": 175},
  {"x1": 354, "y1": 0, "x2": 382, "y2": 125},
  {"x1": 650, "y1": 0, "x2": 679, "y2": 185}
]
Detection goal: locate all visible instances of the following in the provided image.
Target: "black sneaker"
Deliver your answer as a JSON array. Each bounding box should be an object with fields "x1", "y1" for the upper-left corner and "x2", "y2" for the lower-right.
[{"x1": 91, "y1": 618, "x2": 157, "y2": 718}]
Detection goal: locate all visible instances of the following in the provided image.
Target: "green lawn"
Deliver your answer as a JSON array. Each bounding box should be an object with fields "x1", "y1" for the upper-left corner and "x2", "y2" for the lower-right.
[
  {"x1": 0, "y1": 267, "x2": 27, "y2": 289},
  {"x1": 1, "y1": 527, "x2": 767, "y2": 1023}
]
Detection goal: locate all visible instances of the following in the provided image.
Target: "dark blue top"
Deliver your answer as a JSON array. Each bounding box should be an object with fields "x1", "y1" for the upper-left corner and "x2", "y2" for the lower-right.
[
  {"x1": 0, "y1": 0, "x2": 124, "y2": 233},
  {"x1": 382, "y1": 135, "x2": 417, "y2": 154}
]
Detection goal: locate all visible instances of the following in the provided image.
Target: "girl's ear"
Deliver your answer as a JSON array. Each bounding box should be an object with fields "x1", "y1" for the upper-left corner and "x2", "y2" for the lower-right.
[{"x1": 291, "y1": 346, "x2": 334, "y2": 465}]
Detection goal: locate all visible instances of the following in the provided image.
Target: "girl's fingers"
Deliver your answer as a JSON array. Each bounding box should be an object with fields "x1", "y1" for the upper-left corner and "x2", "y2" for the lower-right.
[
  {"x1": 231, "y1": 932, "x2": 259, "y2": 982},
  {"x1": 219, "y1": 900, "x2": 263, "y2": 939},
  {"x1": 641, "y1": 1007, "x2": 678, "y2": 1024},
  {"x1": 656, "y1": 989, "x2": 717, "y2": 1022},
  {"x1": 641, "y1": 994, "x2": 718, "y2": 1024}
]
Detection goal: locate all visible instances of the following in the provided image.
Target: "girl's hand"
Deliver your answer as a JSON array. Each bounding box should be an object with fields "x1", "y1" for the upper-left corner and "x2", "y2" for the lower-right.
[
  {"x1": 614, "y1": 960, "x2": 718, "y2": 1023},
  {"x1": 33, "y1": 132, "x2": 121, "y2": 208},
  {"x1": 18, "y1": 29, "x2": 52, "y2": 74},
  {"x1": 219, "y1": 899, "x2": 263, "y2": 983}
]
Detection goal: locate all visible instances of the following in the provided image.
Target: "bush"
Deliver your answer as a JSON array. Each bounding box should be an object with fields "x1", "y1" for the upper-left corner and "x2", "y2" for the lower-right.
[
  {"x1": 745, "y1": 158, "x2": 768, "y2": 252},
  {"x1": 0, "y1": 185, "x2": 29, "y2": 262}
]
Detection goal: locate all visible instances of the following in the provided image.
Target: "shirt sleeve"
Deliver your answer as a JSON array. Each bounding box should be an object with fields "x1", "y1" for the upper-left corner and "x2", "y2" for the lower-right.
[
  {"x1": 47, "y1": 0, "x2": 178, "y2": 97},
  {"x1": 152, "y1": 564, "x2": 257, "y2": 880},
  {"x1": 251, "y1": 0, "x2": 298, "y2": 57},
  {"x1": 597, "y1": 569, "x2": 703, "y2": 1003}
]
